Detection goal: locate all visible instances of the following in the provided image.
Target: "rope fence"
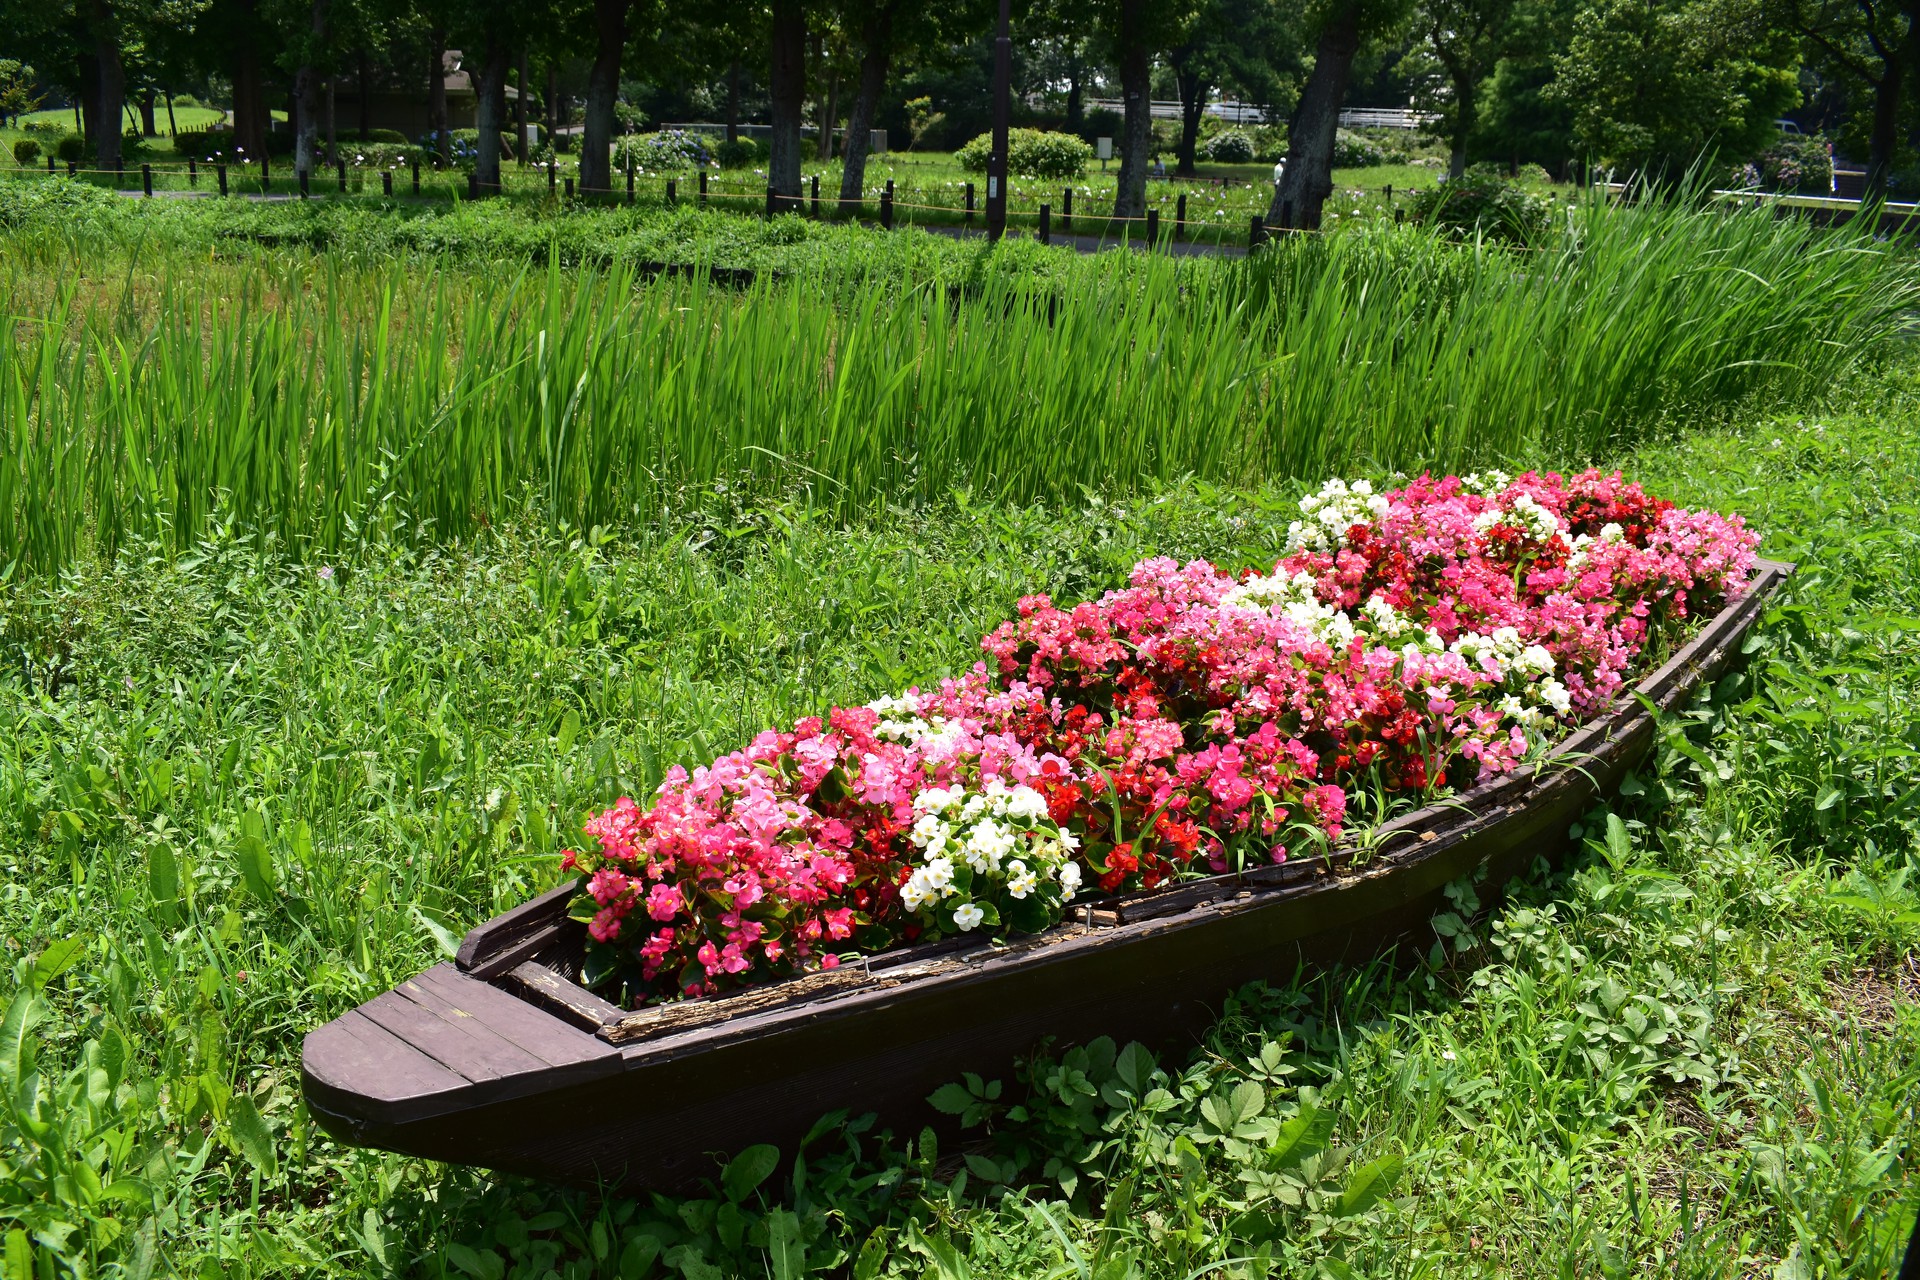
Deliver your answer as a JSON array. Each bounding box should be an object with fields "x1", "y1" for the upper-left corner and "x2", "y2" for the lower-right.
[{"x1": 0, "y1": 155, "x2": 1452, "y2": 251}]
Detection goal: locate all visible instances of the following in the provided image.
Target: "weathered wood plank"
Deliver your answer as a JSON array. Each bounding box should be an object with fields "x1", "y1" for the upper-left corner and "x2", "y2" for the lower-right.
[
  {"x1": 501, "y1": 962, "x2": 625, "y2": 1032},
  {"x1": 359, "y1": 989, "x2": 549, "y2": 1083},
  {"x1": 305, "y1": 1010, "x2": 470, "y2": 1102},
  {"x1": 456, "y1": 882, "x2": 576, "y2": 974},
  {"x1": 408, "y1": 965, "x2": 621, "y2": 1070}
]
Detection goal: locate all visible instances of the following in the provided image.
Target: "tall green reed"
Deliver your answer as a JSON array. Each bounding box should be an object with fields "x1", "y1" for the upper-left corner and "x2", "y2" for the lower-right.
[{"x1": 1, "y1": 196, "x2": 1910, "y2": 573}]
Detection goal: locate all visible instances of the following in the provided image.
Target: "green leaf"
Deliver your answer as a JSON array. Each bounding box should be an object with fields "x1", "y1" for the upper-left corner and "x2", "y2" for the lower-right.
[
  {"x1": 963, "y1": 1152, "x2": 1007, "y2": 1182},
  {"x1": 149, "y1": 843, "x2": 180, "y2": 915},
  {"x1": 236, "y1": 830, "x2": 276, "y2": 900},
  {"x1": 28, "y1": 936, "x2": 85, "y2": 991},
  {"x1": 927, "y1": 1082, "x2": 974, "y2": 1115},
  {"x1": 766, "y1": 1208, "x2": 805, "y2": 1280},
  {"x1": 413, "y1": 908, "x2": 461, "y2": 959},
  {"x1": 1604, "y1": 813, "x2": 1631, "y2": 863},
  {"x1": 853, "y1": 1230, "x2": 888, "y2": 1280},
  {"x1": 720, "y1": 1143, "x2": 779, "y2": 1202},
  {"x1": 1814, "y1": 785, "x2": 1844, "y2": 812},
  {"x1": 1267, "y1": 1104, "x2": 1334, "y2": 1169},
  {"x1": 1115, "y1": 1041, "x2": 1155, "y2": 1094},
  {"x1": 617, "y1": 1233, "x2": 661, "y2": 1280},
  {"x1": 1337, "y1": 1153, "x2": 1403, "y2": 1217},
  {"x1": 924, "y1": 1234, "x2": 972, "y2": 1280},
  {"x1": 229, "y1": 1093, "x2": 277, "y2": 1178},
  {"x1": 0, "y1": 991, "x2": 44, "y2": 1090}
]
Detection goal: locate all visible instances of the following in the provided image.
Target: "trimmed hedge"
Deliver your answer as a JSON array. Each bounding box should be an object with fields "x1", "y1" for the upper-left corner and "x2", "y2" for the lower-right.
[{"x1": 957, "y1": 129, "x2": 1093, "y2": 180}]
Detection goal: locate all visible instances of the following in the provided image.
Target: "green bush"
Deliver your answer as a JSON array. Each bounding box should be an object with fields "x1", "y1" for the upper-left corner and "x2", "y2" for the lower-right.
[
  {"x1": 713, "y1": 137, "x2": 765, "y2": 169},
  {"x1": 1078, "y1": 107, "x2": 1123, "y2": 145},
  {"x1": 169, "y1": 92, "x2": 203, "y2": 109},
  {"x1": 1201, "y1": 130, "x2": 1255, "y2": 164},
  {"x1": 1331, "y1": 130, "x2": 1387, "y2": 168},
  {"x1": 622, "y1": 129, "x2": 713, "y2": 171},
  {"x1": 359, "y1": 127, "x2": 410, "y2": 146},
  {"x1": 1408, "y1": 163, "x2": 1552, "y2": 244},
  {"x1": 11, "y1": 137, "x2": 41, "y2": 165},
  {"x1": 53, "y1": 133, "x2": 85, "y2": 164},
  {"x1": 957, "y1": 128, "x2": 1093, "y2": 179}
]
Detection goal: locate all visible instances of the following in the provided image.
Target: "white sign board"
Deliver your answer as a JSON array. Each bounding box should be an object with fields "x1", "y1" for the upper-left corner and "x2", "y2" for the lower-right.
[
  {"x1": 870, "y1": 129, "x2": 888, "y2": 154},
  {"x1": 1096, "y1": 137, "x2": 1113, "y2": 161}
]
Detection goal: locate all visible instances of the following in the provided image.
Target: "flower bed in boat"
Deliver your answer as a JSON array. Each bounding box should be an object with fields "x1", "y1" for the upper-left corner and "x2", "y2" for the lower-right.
[{"x1": 562, "y1": 470, "x2": 1758, "y2": 1005}]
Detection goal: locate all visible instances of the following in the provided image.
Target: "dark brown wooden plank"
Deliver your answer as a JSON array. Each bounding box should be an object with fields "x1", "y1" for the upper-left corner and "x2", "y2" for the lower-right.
[
  {"x1": 501, "y1": 962, "x2": 625, "y2": 1032},
  {"x1": 463, "y1": 922, "x2": 575, "y2": 981},
  {"x1": 305, "y1": 1010, "x2": 471, "y2": 1103},
  {"x1": 408, "y1": 964, "x2": 620, "y2": 1069},
  {"x1": 456, "y1": 881, "x2": 577, "y2": 973},
  {"x1": 359, "y1": 988, "x2": 550, "y2": 1083}
]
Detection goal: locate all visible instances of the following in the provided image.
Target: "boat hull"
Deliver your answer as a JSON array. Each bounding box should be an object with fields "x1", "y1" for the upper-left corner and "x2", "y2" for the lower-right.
[{"x1": 303, "y1": 560, "x2": 1790, "y2": 1190}]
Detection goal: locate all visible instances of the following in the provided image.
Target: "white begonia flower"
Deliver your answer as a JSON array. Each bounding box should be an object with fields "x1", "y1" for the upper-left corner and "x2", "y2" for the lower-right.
[
  {"x1": 1004, "y1": 785, "x2": 1048, "y2": 821},
  {"x1": 1540, "y1": 679, "x2": 1573, "y2": 715},
  {"x1": 1005, "y1": 860, "x2": 1038, "y2": 899},
  {"x1": 900, "y1": 874, "x2": 934, "y2": 912},
  {"x1": 952, "y1": 903, "x2": 985, "y2": 931},
  {"x1": 910, "y1": 813, "x2": 951, "y2": 851},
  {"x1": 913, "y1": 786, "x2": 959, "y2": 817},
  {"x1": 964, "y1": 819, "x2": 1014, "y2": 872},
  {"x1": 922, "y1": 856, "x2": 956, "y2": 893},
  {"x1": 1057, "y1": 828, "x2": 1081, "y2": 854},
  {"x1": 1057, "y1": 862, "x2": 1083, "y2": 894}
]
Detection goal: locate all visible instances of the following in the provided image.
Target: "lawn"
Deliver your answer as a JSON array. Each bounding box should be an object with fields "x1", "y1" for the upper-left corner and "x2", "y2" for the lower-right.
[{"x1": 1, "y1": 199, "x2": 1916, "y2": 1278}]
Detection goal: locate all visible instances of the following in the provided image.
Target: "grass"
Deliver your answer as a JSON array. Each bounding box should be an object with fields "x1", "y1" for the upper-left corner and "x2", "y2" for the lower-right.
[
  {"x1": 2, "y1": 349, "x2": 1918, "y2": 1277},
  {"x1": 2, "y1": 191, "x2": 1910, "y2": 577}
]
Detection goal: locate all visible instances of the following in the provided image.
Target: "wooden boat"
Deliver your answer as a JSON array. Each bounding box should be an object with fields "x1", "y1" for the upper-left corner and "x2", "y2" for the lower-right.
[{"x1": 303, "y1": 559, "x2": 1791, "y2": 1191}]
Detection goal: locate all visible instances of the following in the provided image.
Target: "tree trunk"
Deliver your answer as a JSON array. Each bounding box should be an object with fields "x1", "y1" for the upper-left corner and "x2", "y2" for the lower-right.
[
  {"x1": 89, "y1": 0, "x2": 124, "y2": 169},
  {"x1": 165, "y1": 90, "x2": 178, "y2": 136},
  {"x1": 1267, "y1": 3, "x2": 1362, "y2": 230},
  {"x1": 768, "y1": 0, "x2": 807, "y2": 203},
  {"x1": 726, "y1": 60, "x2": 741, "y2": 143},
  {"x1": 1864, "y1": 31, "x2": 1913, "y2": 199},
  {"x1": 293, "y1": 0, "x2": 328, "y2": 176},
  {"x1": 1172, "y1": 56, "x2": 1208, "y2": 177},
  {"x1": 1113, "y1": 0, "x2": 1152, "y2": 219},
  {"x1": 581, "y1": 0, "x2": 629, "y2": 192},
  {"x1": 140, "y1": 87, "x2": 157, "y2": 136},
  {"x1": 546, "y1": 62, "x2": 560, "y2": 145},
  {"x1": 1446, "y1": 63, "x2": 1474, "y2": 179},
  {"x1": 358, "y1": 49, "x2": 371, "y2": 138},
  {"x1": 232, "y1": 32, "x2": 267, "y2": 158},
  {"x1": 325, "y1": 77, "x2": 337, "y2": 161},
  {"x1": 1065, "y1": 54, "x2": 1083, "y2": 132},
  {"x1": 516, "y1": 51, "x2": 530, "y2": 161},
  {"x1": 818, "y1": 69, "x2": 840, "y2": 160},
  {"x1": 474, "y1": 40, "x2": 510, "y2": 192},
  {"x1": 839, "y1": 4, "x2": 893, "y2": 211},
  {"x1": 77, "y1": 53, "x2": 98, "y2": 152},
  {"x1": 427, "y1": 29, "x2": 448, "y2": 163}
]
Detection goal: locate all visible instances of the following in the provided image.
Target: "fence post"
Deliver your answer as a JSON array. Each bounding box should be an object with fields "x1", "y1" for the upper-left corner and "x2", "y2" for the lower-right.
[
  {"x1": 626, "y1": 156, "x2": 635, "y2": 204},
  {"x1": 47, "y1": 155, "x2": 55, "y2": 175},
  {"x1": 188, "y1": 158, "x2": 197, "y2": 187},
  {"x1": 667, "y1": 177, "x2": 676, "y2": 204},
  {"x1": 298, "y1": 168, "x2": 309, "y2": 199},
  {"x1": 1395, "y1": 206, "x2": 1404, "y2": 226},
  {"x1": 338, "y1": 159, "x2": 347, "y2": 191},
  {"x1": 468, "y1": 171, "x2": 479, "y2": 200},
  {"x1": 565, "y1": 176, "x2": 574, "y2": 199},
  {"x1": 547, "y1": 159, "x2": 555, "y2": 196},
  {"x1": 1279, "y1": 199, "x2": 1293, "y2": 230},
  {"x1": 261, "y1": 156, "x2": 270, "y2": 191},
  {"x1": 880, "y1": 185, "x2": 894, "y2": 229},
  {"x1": 382, "y1": 169, "x2": 393, "y2": 197},
  {"x1": 141, "y1": 164, "x2": 152, "y2": 197},
  {"x1": 766, "y1": 184, "x2": 776, "y2": 217},
  {"x1": 1250, "y1": 215, "x2": 1265, "y2": 249},
  {"x1": 1175, "y1": 192, "x2": 1186, "y2": 237},
  {"x1": 699, "y1": 169, "x2": 708, "y2": 206},
  {"x1": 1146, "y1": 207, "x2": 1159, "y2": 245},
  {"x1": 811, "y1": 173, "x2": 819, "y2": 218},
  {"x1": 217, "y1": 163, "x2": 228, "y2": 196},
  {"x1": 413, "y1": 160, "x2": 422, "y2": 195},
  {"x1": 68, "y1": 160, "x2": 78, "y2": 177},
  {"x1": 1384, "y1": 183, "x2": 1392, "y2": 203},
  {"x1": 1061, "y1": 186, "x2": 1071, "y2": 234},
  {"x1": 1039, "y1": 202, "x2": 1051, "y2": 244},
  {"x1": 965, "y1": 181, "x2": 975, "y2": 223}
]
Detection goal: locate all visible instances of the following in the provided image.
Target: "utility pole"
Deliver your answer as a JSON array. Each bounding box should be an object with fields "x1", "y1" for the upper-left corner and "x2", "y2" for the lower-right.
[{"x1": 986, "y1": 0, "x2": 1011, "y2": 240}]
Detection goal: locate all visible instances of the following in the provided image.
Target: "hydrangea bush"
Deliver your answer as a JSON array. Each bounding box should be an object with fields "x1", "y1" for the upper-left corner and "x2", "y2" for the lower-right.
[{"x1": 565, "y1": 470, "x2": 1757, "y2": 1004}]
